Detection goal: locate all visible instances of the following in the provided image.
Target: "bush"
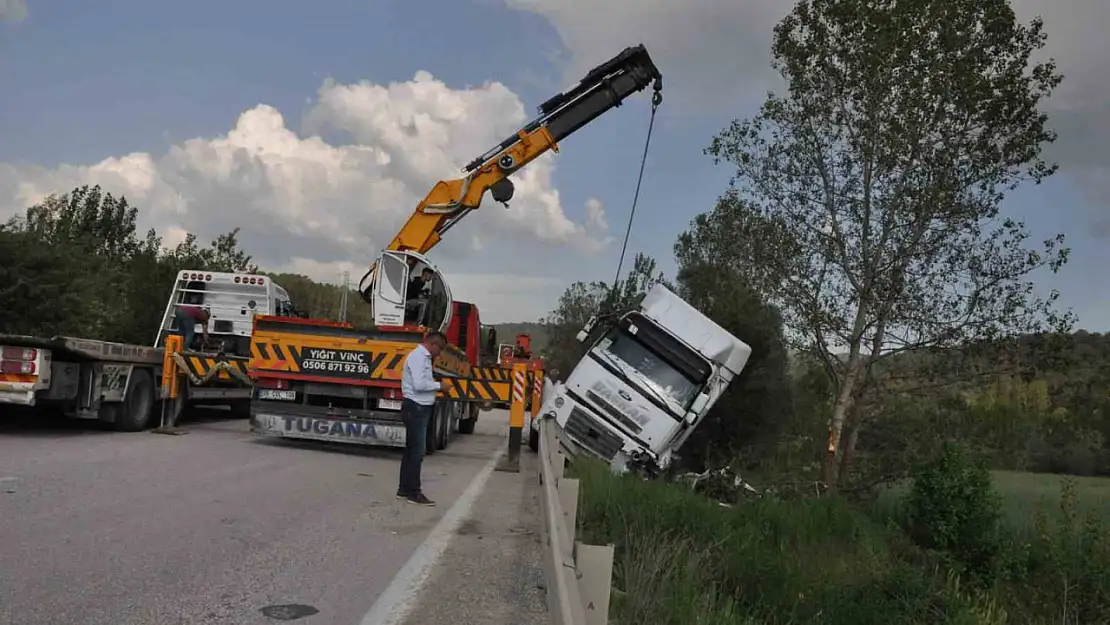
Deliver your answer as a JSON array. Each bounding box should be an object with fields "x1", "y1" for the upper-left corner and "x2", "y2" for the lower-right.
[{"x1": 901, "y1": 443, "x2": 1003, "y2": 580}]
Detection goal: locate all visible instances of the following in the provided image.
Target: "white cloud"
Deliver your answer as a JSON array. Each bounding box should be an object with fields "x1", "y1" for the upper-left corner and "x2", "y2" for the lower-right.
[
  {"x1": 585, "y1": 197, "x2": 608, "y2": 231},
  {"x1": 509, "y1": 0, "x2": 1110, "y2": 232},
  {"x1": 0, "y1": 72, "x2": 606, "y2": 321},
  {"x1": 504, "y1": 0, "x2": 790, "y2": 111},
  {"x1": 0, "y1": 0, "x2": 27, "y2": 23}
]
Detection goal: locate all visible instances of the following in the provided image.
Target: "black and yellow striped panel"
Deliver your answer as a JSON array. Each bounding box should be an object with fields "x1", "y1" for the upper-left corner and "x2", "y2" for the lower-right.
[
  {"x1": 443, "y1": 377, "x2": 511, "y2": 403},
  {"x1": 178, "y1": 354, "x2": 251, "y2": 384},
  {"x1": 469, "y1": 366, "x2": 512, "y2": 382},
  {"x1": 250, "y1": 335, "x2": 471, "y2": 381}
]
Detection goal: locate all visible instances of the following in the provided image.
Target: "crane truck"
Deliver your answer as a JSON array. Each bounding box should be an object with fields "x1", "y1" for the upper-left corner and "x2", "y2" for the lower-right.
[
  {"x1": 0, "y1": 270, "x2": 297, "y2": 430},
  {"x1": 246, "y1": 43, "x2": 663, "y2": 454}
]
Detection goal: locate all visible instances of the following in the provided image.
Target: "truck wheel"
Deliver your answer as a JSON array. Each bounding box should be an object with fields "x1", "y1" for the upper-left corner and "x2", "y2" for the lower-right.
[
  {"x1": 435, "y1": 403, "x2": 451, "y2": 450},
  {"x1": 458, "y1": 404, "x2": 477, "y2": 434},
  {"x1": 528, "y1": 424, "x2": 540, "y2": 453},
  {"x1": 114, "y1": 369, "x2": 155, "y2": 432}
]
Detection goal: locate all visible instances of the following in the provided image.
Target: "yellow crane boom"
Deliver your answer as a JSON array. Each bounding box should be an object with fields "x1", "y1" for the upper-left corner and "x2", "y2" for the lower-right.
[{"x1": 386, "y1": 44, "x2": 663, "y2": 255}]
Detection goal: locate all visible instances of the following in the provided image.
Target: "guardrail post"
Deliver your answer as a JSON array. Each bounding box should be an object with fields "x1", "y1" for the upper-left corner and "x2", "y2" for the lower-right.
[
  {"x1": 496, "y1": 361, "x2": 529, "y2": 473},
  {"x1": 558, "y1": 477, "x2": 579, "y2": 543},
  {"x1": 575, "y1": 542, "x2": 615, "y2": 625}
]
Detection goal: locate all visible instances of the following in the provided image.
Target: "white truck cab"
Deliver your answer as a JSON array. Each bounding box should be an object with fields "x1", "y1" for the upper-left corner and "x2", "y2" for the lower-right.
[
  {"x1": 360, "y1": 250, "x2": 454, "y2": 331},
  {"x1": 538, "y1": 284, "x2": 751, "y2": 477},
  {"x1": 154, "y1": 270, "x2": 297, "y2": 356}
]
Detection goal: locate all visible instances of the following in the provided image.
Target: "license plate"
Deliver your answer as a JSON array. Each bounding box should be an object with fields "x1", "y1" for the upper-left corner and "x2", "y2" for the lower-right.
[
  {"x1": 258, "y1": 389, "x2": 296, "y2": 401},
  {"x1": 378, "y1": 398, "x2": 402, "y2": 410}
]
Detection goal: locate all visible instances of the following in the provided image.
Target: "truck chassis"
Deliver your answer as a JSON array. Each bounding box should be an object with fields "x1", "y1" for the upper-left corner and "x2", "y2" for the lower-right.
[{"x1": 0, "y1": 334, "x2": 251, "y2": 431}]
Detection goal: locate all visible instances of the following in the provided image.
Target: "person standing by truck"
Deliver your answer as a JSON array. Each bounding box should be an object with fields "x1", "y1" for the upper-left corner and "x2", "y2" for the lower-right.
[
  {"x1": 173, "y1": 305, "x2": 210, "y2": 351},
  {"x1": 398, "y1": 331, "x2": 452, "y2": 506}
]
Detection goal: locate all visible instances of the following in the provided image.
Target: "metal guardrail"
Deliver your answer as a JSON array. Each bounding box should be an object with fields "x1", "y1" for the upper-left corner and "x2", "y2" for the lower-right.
[{"x1": 536, "y1": 380, "x2": 615, "y2": 625}]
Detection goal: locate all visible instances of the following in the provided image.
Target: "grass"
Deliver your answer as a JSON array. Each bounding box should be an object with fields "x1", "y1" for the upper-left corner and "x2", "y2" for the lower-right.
[
  {"x1": 991, "y1": 470, "x2": 1110, "y2": 533},
  {"x1": 572, "y1": 459, "x2": 1110, "y2": 625},
  {"x1": 876, "y1": 470, "x2": 1110, "y2": 534}
]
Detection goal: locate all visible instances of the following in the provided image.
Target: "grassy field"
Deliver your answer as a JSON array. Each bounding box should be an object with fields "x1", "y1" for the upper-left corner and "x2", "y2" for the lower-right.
[
  {"x1": 876, "y1": 470, "x2": 1110, "y2": 533},
  {"x1": 991, "y1": 470, "x2": 1110, "y2": 531},
  {"x1": 574, "y1": 460, "x2": 1110, "y2": 625}
]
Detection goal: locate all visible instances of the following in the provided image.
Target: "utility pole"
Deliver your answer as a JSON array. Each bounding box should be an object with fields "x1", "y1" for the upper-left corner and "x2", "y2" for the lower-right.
[{"x1": 338, "y1": 271, "x2": 349, "y2": 322}]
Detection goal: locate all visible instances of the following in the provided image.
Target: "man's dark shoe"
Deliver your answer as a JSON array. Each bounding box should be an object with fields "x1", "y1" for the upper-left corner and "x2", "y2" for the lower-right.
[
  {"x1": 396, "y1": 491, "x2": 407, "y2": 500},
  {"x1": 406, "y1": 493, "x2": 435, "y2": 506}
]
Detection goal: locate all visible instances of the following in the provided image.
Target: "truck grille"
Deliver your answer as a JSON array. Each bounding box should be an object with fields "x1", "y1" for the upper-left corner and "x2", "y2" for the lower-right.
[
  {"x1": 585, "y1": 390, "x2": 643, "y2": 435},
  {"x1": 565, "y1": 406, "x2": 625, "y2": 461}
]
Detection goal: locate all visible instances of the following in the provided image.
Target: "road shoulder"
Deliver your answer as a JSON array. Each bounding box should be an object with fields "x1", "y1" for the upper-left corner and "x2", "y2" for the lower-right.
[{"x1": 399, "y1": 448, "x2": 548, "y2": 625}]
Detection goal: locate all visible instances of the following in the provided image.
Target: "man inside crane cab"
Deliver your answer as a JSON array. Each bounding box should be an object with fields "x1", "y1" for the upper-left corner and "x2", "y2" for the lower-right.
[{"x1": 404, "y1": 266, "x2": 435, "y2": 325}]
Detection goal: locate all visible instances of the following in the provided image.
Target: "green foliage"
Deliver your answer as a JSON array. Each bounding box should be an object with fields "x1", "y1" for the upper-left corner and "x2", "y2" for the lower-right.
[
  {"x1": 699, "y1": 0, "x2": 1072, "y2": 490},
  {"x1": 574, "y1": 457, "x2": 1008, "y2": 625},
  {"x1": 1013, "y1": 479, "x2": 1110, "y2": 621},
  {"x1": 2, "y1": 186, "x2": 264, "y2": 344},
  {"x1": 577, "y1": 454, "x2": 1110, "y2": 624},
  {"x1": 902, "y1": 443, "x2": 1004, "y2": 579},
  {"x1": 0, "y1": 223, "x2": 114, "y2": 338}
]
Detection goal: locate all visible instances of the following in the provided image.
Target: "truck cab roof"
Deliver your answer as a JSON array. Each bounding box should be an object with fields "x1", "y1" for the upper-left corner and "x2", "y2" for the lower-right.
[{"x1": 638, "y1": 284, "x2": 752, "y2": 376}]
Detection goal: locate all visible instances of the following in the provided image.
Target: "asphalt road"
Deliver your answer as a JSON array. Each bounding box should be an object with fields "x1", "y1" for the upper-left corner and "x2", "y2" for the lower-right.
[{"x1": 0, "y1": 407, "x2": 510, "y2": 625}]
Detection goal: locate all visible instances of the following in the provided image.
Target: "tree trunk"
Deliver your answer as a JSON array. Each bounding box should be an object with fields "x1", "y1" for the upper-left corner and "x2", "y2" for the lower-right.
[
  {"x1": 837, "y1": 405, "x2": 863, "y2": 485},
  {"x1": 821, "y1": 366, "x2": 862, "y2": 492}
]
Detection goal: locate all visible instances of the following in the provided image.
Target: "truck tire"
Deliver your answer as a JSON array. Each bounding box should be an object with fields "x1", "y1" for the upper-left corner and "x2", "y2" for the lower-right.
[
  {"x1": 114, "y1": 369, "x2": 155, "y2": 432},
  {"x1": 458, "y1": 404, "x2": 478, "y2": 434},
  {"x1": 436, "y1": 405, "x2": 450, "y2": 450}
]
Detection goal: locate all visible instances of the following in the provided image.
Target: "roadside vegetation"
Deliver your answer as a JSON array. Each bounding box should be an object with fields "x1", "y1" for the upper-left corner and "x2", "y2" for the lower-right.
[
  {"x1": 575, "y1": 455, "x2": 1110, "y2": 625},
  {"x1": 544, "y1": 0, "x2": 1110, "y2": 623}
]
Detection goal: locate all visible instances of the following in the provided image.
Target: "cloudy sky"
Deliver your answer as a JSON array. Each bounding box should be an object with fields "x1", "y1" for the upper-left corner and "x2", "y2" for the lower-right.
[{"x1": 1, "y1": 0, "x2": 1106, "y2": 328}]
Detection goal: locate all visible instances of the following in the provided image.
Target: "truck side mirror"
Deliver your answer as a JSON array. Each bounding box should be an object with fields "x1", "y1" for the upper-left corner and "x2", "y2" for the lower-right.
[
  {"x1": 689, "y1": 392, "x2": 710, "y2": 414},
  {"x1": 575, "y1": 330, "x2": 588, "y2": 342}
]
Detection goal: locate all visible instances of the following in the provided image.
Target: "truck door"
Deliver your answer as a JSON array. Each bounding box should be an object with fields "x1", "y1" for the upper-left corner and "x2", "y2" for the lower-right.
[{"x1": 372, "y1": 251, "x2": 409, "y2": 327}]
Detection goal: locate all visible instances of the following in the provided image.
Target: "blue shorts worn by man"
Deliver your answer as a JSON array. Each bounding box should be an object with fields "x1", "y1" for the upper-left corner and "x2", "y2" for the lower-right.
[{"x1": 397, "y1": 331, "x2": 451, "y2": 507}]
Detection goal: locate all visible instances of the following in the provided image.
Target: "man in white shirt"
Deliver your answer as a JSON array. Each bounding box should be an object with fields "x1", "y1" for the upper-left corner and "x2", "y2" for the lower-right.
[{"x1": 398, "y1": 330, "x2": 452, "y2": 506}]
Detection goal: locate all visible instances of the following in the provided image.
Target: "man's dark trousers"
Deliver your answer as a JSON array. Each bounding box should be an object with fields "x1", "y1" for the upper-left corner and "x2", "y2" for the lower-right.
[{"x1": 399, "y1": 398, "x2": 433, "y2": 496}]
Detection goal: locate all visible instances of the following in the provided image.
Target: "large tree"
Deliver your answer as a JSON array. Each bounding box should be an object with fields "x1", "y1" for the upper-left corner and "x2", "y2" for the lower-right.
[{"x1": 686, "y1": 0, "x2": 1072, "y2": 490}]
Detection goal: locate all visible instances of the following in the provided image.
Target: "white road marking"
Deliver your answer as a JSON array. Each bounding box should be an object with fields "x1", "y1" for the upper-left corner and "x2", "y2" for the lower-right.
[{"x1": 359, "y1": 446, "x2": 504, "y2": 625}]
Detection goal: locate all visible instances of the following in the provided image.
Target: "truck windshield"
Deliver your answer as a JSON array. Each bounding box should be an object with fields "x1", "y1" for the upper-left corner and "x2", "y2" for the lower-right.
[{"x1": 595, "y1": 318, "x2": 708, "y2": 411}]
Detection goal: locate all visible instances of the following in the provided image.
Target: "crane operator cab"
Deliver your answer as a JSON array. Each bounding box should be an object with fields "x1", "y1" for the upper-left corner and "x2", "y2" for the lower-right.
[{"x1": 359, "y1": 250, "x2": 454, "y2": 331}]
